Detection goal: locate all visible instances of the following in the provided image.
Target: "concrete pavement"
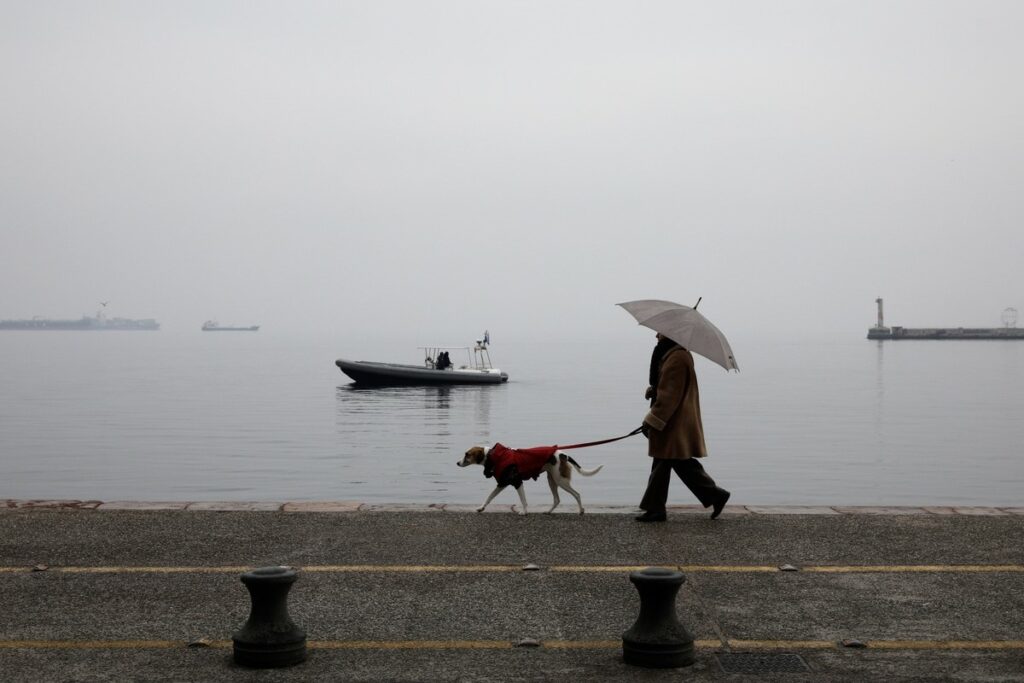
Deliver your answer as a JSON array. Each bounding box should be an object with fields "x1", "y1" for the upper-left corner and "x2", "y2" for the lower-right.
[{"x1": 1, "y1": 502, "x2": 1023, "y2": 681}]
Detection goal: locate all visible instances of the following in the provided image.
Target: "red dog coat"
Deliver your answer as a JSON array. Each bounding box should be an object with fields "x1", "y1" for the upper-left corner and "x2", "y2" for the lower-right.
[{"x1": 485, "y1": 443, "x2": 558, "y2": 486}]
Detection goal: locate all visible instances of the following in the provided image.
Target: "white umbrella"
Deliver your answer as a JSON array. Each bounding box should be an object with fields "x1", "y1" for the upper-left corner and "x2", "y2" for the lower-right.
[{"x1": 617, "y1": 299, "x2": 739, "y2": 372}]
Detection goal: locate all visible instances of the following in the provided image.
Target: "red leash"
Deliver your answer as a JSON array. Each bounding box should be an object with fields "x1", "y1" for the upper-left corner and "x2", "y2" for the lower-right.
[{"x1": 555, "y1": 426, "x2": 644, "y2": 450}]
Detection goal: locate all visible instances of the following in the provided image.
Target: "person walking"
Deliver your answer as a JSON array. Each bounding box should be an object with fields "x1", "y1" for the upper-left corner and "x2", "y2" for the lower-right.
[{"x1": 636, "y1": 333, "x2": 730, "y2": 522}]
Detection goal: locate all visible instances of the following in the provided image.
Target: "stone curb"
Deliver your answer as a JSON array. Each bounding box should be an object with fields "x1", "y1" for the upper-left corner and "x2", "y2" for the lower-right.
[{"x1": 1, "y1": 500, "x2": 1022, "y2": 515}]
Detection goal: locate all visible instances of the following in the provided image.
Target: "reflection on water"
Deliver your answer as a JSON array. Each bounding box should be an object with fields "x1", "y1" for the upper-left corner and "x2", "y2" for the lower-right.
[
  {"x1": 874, "y1": 340, "x2": 885, "y2": 399},
  {"x1": 333, "y1": 383, "x2": 506, "y2": 500},
  {"x1": 336, "y1": 384, "x2": 495, "y2": 428},
  {"x1": 335, "y1": 383, "x2": 500, "y2": 462},
  {"x1": 872, "y1": 341, "x2": 885, "y2": 458}
]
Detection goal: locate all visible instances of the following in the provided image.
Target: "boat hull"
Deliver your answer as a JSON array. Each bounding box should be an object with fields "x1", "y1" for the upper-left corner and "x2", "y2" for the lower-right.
[
  {"x1": 335, "y1": 359, "x2": 508, "y2": 386},
  {"x1": 0, "y1": 317, "x2": 159, "y2": 330}
]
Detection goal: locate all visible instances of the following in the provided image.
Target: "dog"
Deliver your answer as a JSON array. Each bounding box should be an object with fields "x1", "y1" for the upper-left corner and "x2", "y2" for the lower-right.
[{"x1": 457, "y1": 443, "x2": 603, "y2": 515}]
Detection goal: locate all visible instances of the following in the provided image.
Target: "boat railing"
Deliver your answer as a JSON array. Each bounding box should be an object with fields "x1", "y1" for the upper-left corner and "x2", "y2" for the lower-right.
[{"x1": 420, "y1": 344, "x2": 495, "y2": 371}]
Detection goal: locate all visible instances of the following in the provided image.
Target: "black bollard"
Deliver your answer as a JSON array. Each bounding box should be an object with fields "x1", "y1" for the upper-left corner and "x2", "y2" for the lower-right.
[
  {"x1": 622, "y1": 567, "x2": 695, "y2": 668},
  {"x1": 232, "y1": 566, "x2": 307, "y2": 668}
]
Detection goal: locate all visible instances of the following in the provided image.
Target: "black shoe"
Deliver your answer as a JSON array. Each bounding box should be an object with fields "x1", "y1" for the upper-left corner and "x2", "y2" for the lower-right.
[
  {"x1": 635, "y1": 511, "x2": 666, "y2": 522},
  {"x1": 710, "y1": 491, "x2": 730, "y2": 520}
]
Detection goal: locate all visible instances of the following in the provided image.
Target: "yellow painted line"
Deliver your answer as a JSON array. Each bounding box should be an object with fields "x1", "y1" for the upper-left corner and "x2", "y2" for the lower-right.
[
  {"x1": 804, "y1": 565, "x2": 1024, "y2": 573},
  {"x1": 3, "y1": 564, "x2": 1024, "y2": 574},
  {"x1": 548, "y1": 565, "x2": 677, "y2": 573},
  {"x1": 301, "y1": 565, "x2": 523, "y2": 573},
  {"x1": 866, "y1": 640, "x2": 1024, "y2": 650},
  {"x1": 541, "y1": 639, "x2": 722, "y2": 650},
  {"x1": 0, "y1": 640, "x2": 190, "y2": 649},
  {"x1": 728, "y1": 639, "x2": 1024, "y2": 651},
  {"x1": 678, "y1": 565, "x2": 779, "y2": 573},
  {"x1": 309, "y1": 640, "x2": 513, "y2": 650},
  {"x1": 0, "y1": 564, "x2": 685, "y2": 574},
  {"x1": 56, "y1": 566, "x2": 252, "y2": 574},
  {"x1": 0, "y1": 565, "x2": 523, "y2": 574},
  {"x1": 550, "y1": 565, "x2": 779, "y2": 573},
  {"x1": 727, "y1": 640, "x2": 836, "y2": 650},
  {"x1": 554, "y1": 564, "x2": 1024, "y2": 574}
]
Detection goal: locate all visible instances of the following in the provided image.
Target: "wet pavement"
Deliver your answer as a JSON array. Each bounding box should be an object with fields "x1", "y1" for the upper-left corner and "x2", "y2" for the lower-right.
[{"x1": 1, "y1": 502, "x2": 1023, "y2": 681}]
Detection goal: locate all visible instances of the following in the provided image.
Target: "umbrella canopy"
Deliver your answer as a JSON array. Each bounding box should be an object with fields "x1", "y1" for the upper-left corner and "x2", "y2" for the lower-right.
[{"x1": 617, "y1": 299, "x2": 739, "y2": 372}]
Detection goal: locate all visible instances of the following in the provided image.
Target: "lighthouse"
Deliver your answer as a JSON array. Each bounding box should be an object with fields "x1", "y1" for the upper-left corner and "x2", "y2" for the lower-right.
[{"x1": 868, "y1": 297, "x2": 891, "y2": 339}]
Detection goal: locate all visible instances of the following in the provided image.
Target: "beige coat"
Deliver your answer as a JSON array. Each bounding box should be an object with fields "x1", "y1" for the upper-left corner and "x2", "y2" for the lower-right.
[{"x1": 643, "y1": 346, "x2": 708, "y2": 460}]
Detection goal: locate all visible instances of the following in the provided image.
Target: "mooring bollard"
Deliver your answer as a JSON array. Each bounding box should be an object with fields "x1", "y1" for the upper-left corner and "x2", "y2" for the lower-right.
[
  {"x1": 232, "y1": 566, "x2": 307, "y2": 668},
  {"x1": 622, "y1": 567, "x2": 695, "y2": 668}
]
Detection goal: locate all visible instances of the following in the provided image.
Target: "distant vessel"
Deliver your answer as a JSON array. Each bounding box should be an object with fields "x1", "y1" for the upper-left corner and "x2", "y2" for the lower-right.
[
  {"x1": 336, "y1": 333, "x2": 508, "y2": 385},
  {"x1": 202, "y1": 320, "x2": 259, "y2": 332},
  {"x1": 868, "y1": 298, "x2": 1023, "y2": 340},
  {"x1": 0, "y1": 303, "x2": 159, "y2": 331}
]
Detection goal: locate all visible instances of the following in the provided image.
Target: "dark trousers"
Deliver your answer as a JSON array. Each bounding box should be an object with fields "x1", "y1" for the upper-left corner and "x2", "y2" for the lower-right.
[{"x1": 639, "y1": 458, "x2": 728, "y2": 512}]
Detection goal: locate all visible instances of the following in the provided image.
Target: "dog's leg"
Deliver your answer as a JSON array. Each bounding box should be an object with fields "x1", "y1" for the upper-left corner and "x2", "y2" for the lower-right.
[
  {"x1": 477, "y1": 485, "x2": 506, "y2": 513},
  {"x1": 545, "y1": 471, "x2": 561, "y2": 513},
  {"x1": 558, "y1": 479, "x2": 585, "y2": 514},
  {"x1": 513, "y1": 483, "x2": 529, "y2": 515}
]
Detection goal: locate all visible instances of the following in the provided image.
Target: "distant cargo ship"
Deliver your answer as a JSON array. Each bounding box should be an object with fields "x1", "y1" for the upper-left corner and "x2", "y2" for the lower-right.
[
  {"x1": 202, "y1": 320, "x2": 259, "y2": 332},
  {"x1": 0, "y1": 303, "x2": 159, "y2": 331},
  {"x1": 867, "y1": 299, "x2": 1023, "y2": 340}
]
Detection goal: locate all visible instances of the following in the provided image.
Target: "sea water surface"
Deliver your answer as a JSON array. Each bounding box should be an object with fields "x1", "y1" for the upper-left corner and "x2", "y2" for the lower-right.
[{"x1": 1, "y1": 331, "x2": 1021, "y2": 506}]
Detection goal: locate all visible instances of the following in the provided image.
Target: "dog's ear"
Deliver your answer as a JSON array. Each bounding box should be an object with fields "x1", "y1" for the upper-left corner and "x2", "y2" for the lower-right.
[{"x1": 464, "y1": 446, "x2": 485, "y2": 463}]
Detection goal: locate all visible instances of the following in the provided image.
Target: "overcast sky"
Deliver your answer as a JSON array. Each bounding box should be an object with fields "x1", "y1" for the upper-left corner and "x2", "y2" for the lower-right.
[{"x1": 2, "y1": 1, "x2": 1021, "y2": 344}]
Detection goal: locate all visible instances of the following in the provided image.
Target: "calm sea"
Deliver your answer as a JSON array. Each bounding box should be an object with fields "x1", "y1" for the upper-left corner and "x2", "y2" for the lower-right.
[{"x1": 1, "y1": 332, "x2": 1021, "y2": 507}]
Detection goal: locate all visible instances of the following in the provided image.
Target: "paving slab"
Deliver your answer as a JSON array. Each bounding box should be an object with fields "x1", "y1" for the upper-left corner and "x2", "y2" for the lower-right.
[
  {"x1": 358, "y1": 503, "x2": 444, "y2": 512},
  {"x1": 184, "y1": 502, "x2": 283, "y2": 512},
  {"x1": 5, "y1": 500, "x2": 103, "y2": 510},
  {"x1": 831, "y1": 506, "x2": 929, "y2": 515},
  {"x1": 281, "y1": 501, "x2": 362, "y2": 512},
  {"x1": 953, "y1": 506, "x2": 1010, "y2": 516},
  {"x1": 745, "y1": 506, "x2": 840, "y2": 515},
  {"x1": 561, "y1": 505, "x2": 637, "y2": 514},
  {"x1": 666, "y1": 504, "x2": 711, "y2": 514},
  {"x1": 922, "y1": 506, "x2": 958, "y2": 515},
  {"x1": 439, "y1": 504, "x2": 518, "y2": 514},
  {"x1": 97, "y1": 501, "x2": 190, "y2": 511}
]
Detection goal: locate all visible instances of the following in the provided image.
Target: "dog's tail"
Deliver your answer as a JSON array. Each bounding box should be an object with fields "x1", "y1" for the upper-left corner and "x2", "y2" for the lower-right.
[{"x1": 564, "y1": 454, "x2": 603, "y2": 477}]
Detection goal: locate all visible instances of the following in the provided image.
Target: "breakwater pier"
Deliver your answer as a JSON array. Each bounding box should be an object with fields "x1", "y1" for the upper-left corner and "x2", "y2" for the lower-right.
[
  {"x1": 868, "y1": 298, "x2": 1023, "y2": 340},
  {"x1": 2, "y1": 500, "x2": 1023, "y2": 681}
]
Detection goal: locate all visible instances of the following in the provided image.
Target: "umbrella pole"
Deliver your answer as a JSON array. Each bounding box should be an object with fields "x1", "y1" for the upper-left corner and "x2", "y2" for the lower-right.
[{"x1": 693, "y1": 297, "x2": 702, "y2": 310}]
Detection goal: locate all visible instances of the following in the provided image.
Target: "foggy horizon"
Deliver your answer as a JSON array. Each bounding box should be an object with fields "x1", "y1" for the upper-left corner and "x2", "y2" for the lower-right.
[{"x1": 3, "y1": 1, "x2": 1021, "y2": 345}]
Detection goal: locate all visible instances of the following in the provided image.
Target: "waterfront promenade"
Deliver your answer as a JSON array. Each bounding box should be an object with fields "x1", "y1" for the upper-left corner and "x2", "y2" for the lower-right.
[{"x1": 1, "y1": 501, "x2": 1023, "y2": 681}]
